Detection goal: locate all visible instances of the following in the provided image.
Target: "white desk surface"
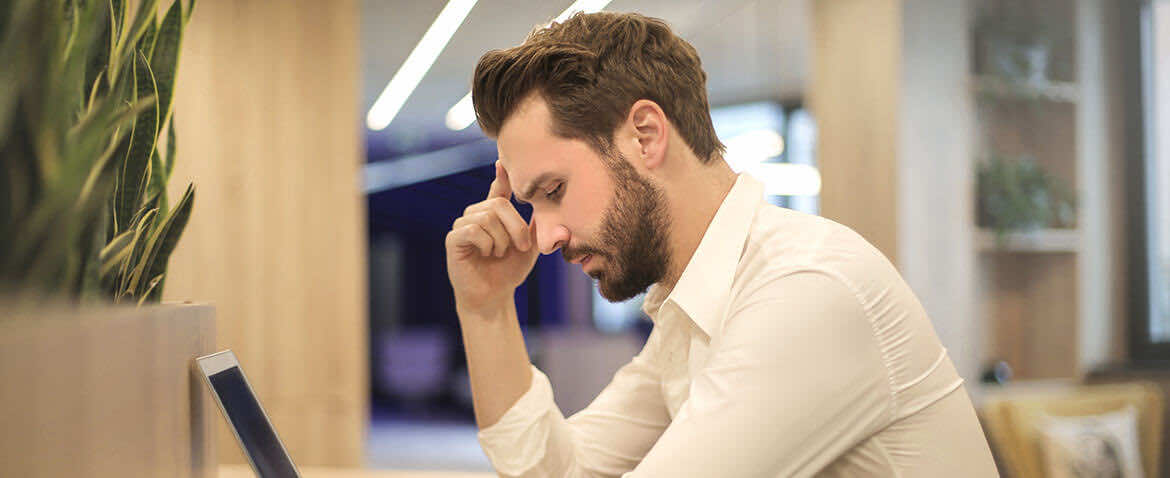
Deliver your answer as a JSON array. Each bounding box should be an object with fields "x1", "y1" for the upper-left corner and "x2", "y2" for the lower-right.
[{"x1": 219, "y1": 464, "x2": 495, "y2": 478}]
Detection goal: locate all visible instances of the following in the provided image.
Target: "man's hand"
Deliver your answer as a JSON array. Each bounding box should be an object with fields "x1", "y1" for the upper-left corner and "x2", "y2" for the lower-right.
[{"x1": 445, "y1": 160, "x2": 540, "y2": 316}]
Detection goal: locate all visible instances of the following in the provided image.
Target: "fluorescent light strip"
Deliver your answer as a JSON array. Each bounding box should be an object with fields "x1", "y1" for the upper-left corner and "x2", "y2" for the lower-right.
[
  {"x1": 444, "y1": 0, "x2": 614, "y2": 131},
  {"x1": 745, "y1": 163, "x2": 822, "y2": 196},
  {"x1": 367, "y1": 0, "x2": 478, "y2": 131}
]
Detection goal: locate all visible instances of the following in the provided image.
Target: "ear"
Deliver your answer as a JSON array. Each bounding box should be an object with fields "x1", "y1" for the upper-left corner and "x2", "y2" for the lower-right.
[{"x1": 628, "y1": 99, "x2": 669, "y2": 170}]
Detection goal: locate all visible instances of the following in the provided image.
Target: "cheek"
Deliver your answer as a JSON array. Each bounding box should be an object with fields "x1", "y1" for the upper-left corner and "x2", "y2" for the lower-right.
[{"x1": 564, "y1": 184, "x2": 611, "y2": 239}]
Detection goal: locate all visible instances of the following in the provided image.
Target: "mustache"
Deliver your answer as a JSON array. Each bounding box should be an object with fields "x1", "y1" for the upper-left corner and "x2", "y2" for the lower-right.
[{"x1": 562, "y1": 243, "x2": 607, "y2": 264}]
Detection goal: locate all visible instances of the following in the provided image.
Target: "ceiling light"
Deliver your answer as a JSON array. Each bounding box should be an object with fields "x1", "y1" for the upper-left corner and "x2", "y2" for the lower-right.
[
  {"x1": 445, "y1": 92, "x2": 476, "y2": 130},
  {"x1": 724, "y1": 129, "x2": 785, "y2": 172},
  {"x1": 367, "y1": 0, "x2": 478, "y2": 131},
  {"x1": 745, "y1": 163, "x2": 821, "y2": 196}
]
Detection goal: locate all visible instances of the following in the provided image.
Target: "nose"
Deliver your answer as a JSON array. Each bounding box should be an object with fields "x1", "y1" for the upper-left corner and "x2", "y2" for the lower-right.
[{"x1": 532, "y1": 214, "x2": 569, "y2": 255}]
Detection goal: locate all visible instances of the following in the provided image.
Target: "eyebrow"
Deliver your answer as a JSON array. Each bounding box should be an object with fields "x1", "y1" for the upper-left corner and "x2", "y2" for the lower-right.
[{"x1": 515, "y1": 172, "x2": 558, "y2": 204}]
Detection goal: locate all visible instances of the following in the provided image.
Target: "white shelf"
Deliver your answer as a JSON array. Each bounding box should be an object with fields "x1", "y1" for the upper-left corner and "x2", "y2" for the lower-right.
[
  {"x1": 970, "y1": 75, "x2": 1080, "y2": 103},
  {"x1": 976, "y1": 228, "x2": 1080, "y2": 253}
]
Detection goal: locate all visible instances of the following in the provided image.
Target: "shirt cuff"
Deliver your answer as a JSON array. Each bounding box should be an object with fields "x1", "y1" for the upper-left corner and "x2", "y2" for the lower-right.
[{"x1": 477, "y1": 365, "x2": 561, "y2": 476}]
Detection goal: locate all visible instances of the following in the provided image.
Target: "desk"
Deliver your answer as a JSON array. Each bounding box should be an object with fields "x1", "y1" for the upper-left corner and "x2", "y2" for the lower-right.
[{"x1": 220, "y1": 464, "x2": 495, "y2": 478}]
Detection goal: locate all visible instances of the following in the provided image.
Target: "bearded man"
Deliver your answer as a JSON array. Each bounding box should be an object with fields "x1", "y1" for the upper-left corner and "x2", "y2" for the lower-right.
[{"x1": 444, "y1": 11, "x2": 998, "y2": 478}]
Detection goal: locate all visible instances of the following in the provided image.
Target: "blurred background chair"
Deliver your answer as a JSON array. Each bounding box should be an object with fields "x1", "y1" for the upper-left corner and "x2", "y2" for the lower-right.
[{"x1": 982, "y1": 382, "x2": 1164, "y2": 478}]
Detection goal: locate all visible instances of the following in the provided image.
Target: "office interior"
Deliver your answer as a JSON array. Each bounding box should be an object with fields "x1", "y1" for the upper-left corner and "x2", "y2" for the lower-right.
[{"x1": 2, "y1": 0, "x2": 1169, "y2": 477}]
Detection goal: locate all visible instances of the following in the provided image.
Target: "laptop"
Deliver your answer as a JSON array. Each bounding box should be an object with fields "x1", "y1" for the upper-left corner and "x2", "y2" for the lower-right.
[{"x1": 196, "y1": 350, "x2": 302, "y2": 478}]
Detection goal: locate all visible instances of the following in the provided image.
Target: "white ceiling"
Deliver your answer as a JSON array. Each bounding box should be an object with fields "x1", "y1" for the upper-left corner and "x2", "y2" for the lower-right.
[{"x1": 361, "y1": 0, "x2": 809, "y2": 149}]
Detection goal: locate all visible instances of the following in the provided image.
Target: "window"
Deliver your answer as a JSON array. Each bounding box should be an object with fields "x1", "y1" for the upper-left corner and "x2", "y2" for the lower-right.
[{"x1": 1128, "y1": 0, "x2": 1170, "y2": 361}]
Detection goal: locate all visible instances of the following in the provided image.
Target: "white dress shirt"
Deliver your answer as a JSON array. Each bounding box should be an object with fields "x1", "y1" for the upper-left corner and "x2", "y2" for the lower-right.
[{"x1": 477, "y1": 174, "x2": 999, "y2": 477}]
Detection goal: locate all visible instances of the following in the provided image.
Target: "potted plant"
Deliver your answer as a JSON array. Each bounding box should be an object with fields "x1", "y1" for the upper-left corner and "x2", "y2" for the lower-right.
[
  {"x1": 973, "y1": 2, "x2": 1052, "y2": 85},
  {"x1": 976, "y1": 153, "x2": 1077, "y2": 244},
  {"x1": 0, "y1": 1, "x2": 215, "y2": 476}
]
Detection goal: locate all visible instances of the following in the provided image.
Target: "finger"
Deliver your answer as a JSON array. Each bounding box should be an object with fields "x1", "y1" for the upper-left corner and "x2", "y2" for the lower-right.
[
  {"x1": 458, "y1": 223, "x2": 491, "y2": 257},
  {"x1": 451, "y1": 224, "x2": 494, "y2": 257},
  {"x1": 487, "y1": 160, "x2": 513, "y2": 200},
  {"x1": 528, "y1": 216, "x2": 540, "y2": 253},
  {"x1": 463, "y1": 196, "x2": 501, "y2": 217},
  {"x1": 476, "y1": 212, "x2": 511, "y2": 257},
  {"x1": 453, "y1": 211, "x2": 510, "y2": 256},
  {"x1": 489, "y1": 199, "x2": 530, "y2": 251}
]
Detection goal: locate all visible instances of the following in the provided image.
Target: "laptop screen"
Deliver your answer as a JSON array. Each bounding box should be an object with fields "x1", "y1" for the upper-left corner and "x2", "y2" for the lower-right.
[{"x1": 208, "y1": 366, "x2": 299, "y2": 477}]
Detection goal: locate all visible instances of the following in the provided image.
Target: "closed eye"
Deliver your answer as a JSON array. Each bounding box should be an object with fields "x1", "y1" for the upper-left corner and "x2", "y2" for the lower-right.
[{"x1": 545, "y1": 183, "x2": 564, "y2": 201}]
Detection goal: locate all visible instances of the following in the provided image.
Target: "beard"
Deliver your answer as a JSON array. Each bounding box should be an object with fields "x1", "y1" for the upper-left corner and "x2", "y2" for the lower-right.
[{"x1": 562, "y1": 151, "x2": 671, "y2": 302}]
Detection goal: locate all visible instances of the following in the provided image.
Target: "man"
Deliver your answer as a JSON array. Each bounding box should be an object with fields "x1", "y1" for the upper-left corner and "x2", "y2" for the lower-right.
[{"x1": 444, "y1": 11, "x2": 998, "y2": 477}]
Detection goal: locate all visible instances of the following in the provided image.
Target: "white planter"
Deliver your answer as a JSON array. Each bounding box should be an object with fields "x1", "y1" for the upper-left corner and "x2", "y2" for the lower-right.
[{"x1": 0, "y1": 303, "x2": 216, "y2": 477}]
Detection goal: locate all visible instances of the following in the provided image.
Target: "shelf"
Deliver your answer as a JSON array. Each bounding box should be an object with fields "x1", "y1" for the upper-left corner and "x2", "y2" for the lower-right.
[
  {"x1": 970, "y1": 75, "x2": 1080, "y2": 103},
  {"x1": 977, "y1": 228, "x2": 1080, "y2": 253}
]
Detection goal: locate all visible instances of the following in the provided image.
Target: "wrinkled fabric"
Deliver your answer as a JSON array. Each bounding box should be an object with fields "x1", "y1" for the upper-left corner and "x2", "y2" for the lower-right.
[{"x1": 477, "y1": 174, "x2": 999, "y2": 477}]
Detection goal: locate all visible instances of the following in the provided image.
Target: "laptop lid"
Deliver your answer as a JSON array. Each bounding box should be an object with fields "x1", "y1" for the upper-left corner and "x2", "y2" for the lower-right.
[{"x1": 196, "y1": 350, "x2": 301, "y2": 478}]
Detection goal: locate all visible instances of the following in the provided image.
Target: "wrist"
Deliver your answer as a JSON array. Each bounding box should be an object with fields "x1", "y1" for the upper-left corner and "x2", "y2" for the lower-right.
[{"x1": 456, "y1": 298, "x2": 512, "y2": 322}]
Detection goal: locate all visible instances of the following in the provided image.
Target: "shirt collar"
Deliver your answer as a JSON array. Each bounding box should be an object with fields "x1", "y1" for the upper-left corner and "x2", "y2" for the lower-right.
[{"x1": 640, "y1": 173, "x2": 764, "y2": 338}]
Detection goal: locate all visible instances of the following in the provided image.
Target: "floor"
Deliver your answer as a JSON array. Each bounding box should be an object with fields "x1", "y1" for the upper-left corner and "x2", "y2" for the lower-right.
[{"x1": 366, "y1": 419, "x2": 493, "y2": 472}]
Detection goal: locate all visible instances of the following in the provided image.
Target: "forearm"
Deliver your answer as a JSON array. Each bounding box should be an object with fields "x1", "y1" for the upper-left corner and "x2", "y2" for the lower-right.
[{"x1": 458, "y1": 300, "x2": 534, "y2": 429}]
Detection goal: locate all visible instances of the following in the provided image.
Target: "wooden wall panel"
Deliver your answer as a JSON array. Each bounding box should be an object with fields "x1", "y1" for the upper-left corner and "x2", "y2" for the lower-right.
[
  {"x1": 163, "y1": 0, "x2": 366, "y2": 467},
  {"x1": 809, "y1": 0, "x2": 901, "y2": 263}
]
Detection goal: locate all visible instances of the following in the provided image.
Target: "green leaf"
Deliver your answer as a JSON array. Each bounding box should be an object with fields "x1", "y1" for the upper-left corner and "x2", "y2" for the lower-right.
[
  {"x1": 115, "y1": 206, "x2": 158, "y2": 301},
  {"x1": 110, "y1": 0, "x2": 159, "y2": 78},
  {"x1": 98, "y1": 228, "x2": 135, "y2": 279},
  {"x1": 133, "y1": 182, "x2": 192, "y2": 297},
  {"x1": 150, "y1": 0, "x2": 183, "y2": 128},
  {"x1": 114, "y1": 50, "x2": 158, "y2": 233},
  {"x1": 138, "y1": 15, "x2": 158, "y2": 61},
  {"x1": 165, "y1": 113, "x2": 176, "y2": 177},
  {"x1": 138, "y1": 273, "x2": 164, "y2": 305},
  {"x1": 147, "y1": 143, "x2": 166, "y2": 202},
  {"x1": 111, "y1": 0, "x2": 126, "y2": 40}
]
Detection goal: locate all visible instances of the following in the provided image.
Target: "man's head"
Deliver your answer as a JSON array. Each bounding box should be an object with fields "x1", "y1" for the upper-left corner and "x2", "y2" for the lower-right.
[{"x1": 471, "y1": 12, "x2": 723, "y2": 301}]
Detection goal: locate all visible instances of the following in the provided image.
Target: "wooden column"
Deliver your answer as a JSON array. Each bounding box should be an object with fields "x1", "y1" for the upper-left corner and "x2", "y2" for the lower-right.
[
  {"x1": 809, "y1": 0, "x2": 901, "y2": 264},
  {"x1": 164, "y1": 0, "x2": 367, "y2": 466},
  {"x1": 811, "y1": 0, "x2": 983, "y2": 383}
]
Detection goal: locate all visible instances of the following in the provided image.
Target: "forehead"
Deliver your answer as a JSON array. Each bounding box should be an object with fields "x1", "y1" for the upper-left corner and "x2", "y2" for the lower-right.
[{"x1": 496, "y1": 95, "x2": 598, "y2": 189}]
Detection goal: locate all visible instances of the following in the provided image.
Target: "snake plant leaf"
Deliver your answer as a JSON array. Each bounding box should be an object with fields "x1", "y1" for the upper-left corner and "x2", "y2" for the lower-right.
[
  {"x1": 151, "y1": 0, "x2": 184, "y2": 128},
  {"x1": 106, "y1": 0, "x2": 127, "y2": 82},
  {"x1": 165, "y1": 113, "x2": 176, "y2": 177},
  {"x1": 147, "y1": 144, "x2": 165, "y2": 205},
  {"x1": 111, "y1": 0, "x2": 126, "y2": 40},
  {"x1": 134, "y1": 182, "x2": 192, "y2": 299},
  {"x1": 108, "y1": 0, "x2": 159, "y2": 76},
  {"x1": 138, "y1": 14, "x2": 158, "y2": 61},
  {"x1": 138, "y1": 273, "x2": 164, "y2": 305},
  {"x1": 98, "y1": 228, "x2": 135, "y2": 279},
  {"x1": 82, "y1": 1, "x2": 112, "y2": 101},
  {"x1": 133, "y1": 189, "x2": 162, "y2": 228},
  {"x1": 116, "y1": 206, "x2": 158, "y2": 301},
  {"x1": 112, "y1": 0, "x2": 159, "y2": 69},
  {"x1": 1, "y1": 0, "x2": 196, "y2": 305},
  {"x1": 114, "y1": 50, "x2": 159, "y2": 234}
]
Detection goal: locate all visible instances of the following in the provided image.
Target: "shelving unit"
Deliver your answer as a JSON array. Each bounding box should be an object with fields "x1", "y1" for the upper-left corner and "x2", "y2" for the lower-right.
[
  {"x1": 970, "y1": 75, "x2": 1080, "y2": 103},
  {"x1": 976, "y1": 228, "x2": 1080, "y2": 253},
  {"x1": 971, "y1": 0, "x2": 1114, "y2": 381}
]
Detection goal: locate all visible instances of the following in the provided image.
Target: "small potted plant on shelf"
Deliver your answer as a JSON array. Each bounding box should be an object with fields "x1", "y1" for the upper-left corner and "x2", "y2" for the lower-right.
[
  {"x1": 0, "y1": 1, "x2": 216, "y2": 476},
  {"x1": 973, "y1": 2, "x2": 1052, "y2": 85},
  {"x1": 976, "y1": 153, "x2": 1077, "y2": 247}
]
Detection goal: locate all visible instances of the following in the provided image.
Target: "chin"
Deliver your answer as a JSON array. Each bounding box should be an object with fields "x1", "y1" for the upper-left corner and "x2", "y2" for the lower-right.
[{"x1": 596, "y1": 277, "x2": 649, "y2": 303}]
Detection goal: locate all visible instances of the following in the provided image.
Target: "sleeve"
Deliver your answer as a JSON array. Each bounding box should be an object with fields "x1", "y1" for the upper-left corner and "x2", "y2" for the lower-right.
[
  {"x1": 623, "y1": 271, "x2": 894, "y2": 477},
  {"x1": 477, "y1": 338, "x2": 673, "y2": 478}
]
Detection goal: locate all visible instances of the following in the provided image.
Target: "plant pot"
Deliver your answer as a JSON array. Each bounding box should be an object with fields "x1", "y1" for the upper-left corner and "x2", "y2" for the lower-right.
[{"x1": 0, "y1": 303, "x2": 216, "y2": 477}]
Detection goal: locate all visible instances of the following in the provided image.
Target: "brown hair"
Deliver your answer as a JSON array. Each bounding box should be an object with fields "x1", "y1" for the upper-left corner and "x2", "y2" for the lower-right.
[{"x1": 472, "y1": 12, "x2": 724, "y2": 163}]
